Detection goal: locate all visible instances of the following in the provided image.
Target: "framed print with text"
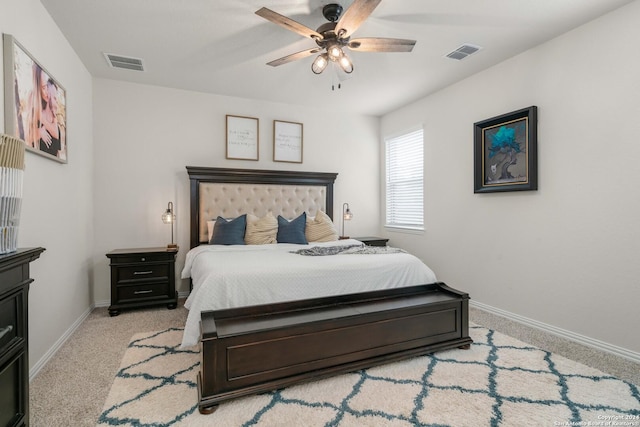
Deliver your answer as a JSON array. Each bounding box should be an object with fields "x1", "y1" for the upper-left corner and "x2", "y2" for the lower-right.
[
  {"x1": 273, "y1": 120, "x2": 303, "y2": 163},
  {"x1": 226, "y1": 114, "x2": 259, "y2": 160}
]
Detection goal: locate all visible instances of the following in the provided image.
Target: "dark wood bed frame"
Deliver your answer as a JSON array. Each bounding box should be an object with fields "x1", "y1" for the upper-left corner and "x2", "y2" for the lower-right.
[{"x1": 186, "y1": 166, "x2": 472, "y2": 415}]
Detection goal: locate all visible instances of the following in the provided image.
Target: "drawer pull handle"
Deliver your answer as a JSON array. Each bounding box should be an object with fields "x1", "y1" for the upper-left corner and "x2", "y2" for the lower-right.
[
  {"x1": 0, "y1": 325, "x2": 14, "y2": 340},
  {"x1": 134, "y1": 290, "x2": 153, "y2": 295},
  {"x1": 134, "y1": 270, "x2": 154, "y2": 275}
]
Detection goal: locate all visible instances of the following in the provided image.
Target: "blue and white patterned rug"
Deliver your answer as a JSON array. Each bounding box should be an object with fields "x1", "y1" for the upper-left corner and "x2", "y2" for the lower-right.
[{"x1": 96, "y1": 326, "x2": 640, "y2": 426}]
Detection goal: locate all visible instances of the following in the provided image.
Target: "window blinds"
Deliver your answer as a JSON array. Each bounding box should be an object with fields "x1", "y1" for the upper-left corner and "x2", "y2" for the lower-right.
[{"x1": 385, "y1": 129, "x2": 424, "y2": 230}]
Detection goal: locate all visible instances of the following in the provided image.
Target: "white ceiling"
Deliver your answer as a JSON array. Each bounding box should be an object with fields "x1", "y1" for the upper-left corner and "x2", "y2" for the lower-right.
[{"x1": 41, "y1": 0, "x2": 633, "y2": 116}]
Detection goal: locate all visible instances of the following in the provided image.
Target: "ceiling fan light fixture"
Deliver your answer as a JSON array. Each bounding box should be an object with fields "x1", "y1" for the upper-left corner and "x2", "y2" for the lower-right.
[
  {"x1": 312, "y1": 53, "x2": 329, "y2": 74},
  {"x1": 327, "y1": 44, "x2": 343, "y2": 61},
  {"x1": 338, "y1": 54, "x2": 354, "y2": 74}
]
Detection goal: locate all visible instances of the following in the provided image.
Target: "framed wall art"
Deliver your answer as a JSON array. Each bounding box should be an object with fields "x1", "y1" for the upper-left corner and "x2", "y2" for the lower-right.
[
  {"x1": 273, "y1": 120, "x2": 303, "y2": 163},
  {"x1": 226, "y1": 114, "x2": 259, "y2": 160},
  {"x1": 3, "y1": 34, "x2": 68, "y2": 163},
  {"x1": 474, "y1": 106, "x2": 537, "y2": 193}
]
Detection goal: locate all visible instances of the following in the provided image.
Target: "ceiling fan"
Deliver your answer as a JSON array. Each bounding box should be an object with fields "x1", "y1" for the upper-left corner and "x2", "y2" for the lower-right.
[{"x1": 255, "y1": 0, "x2": 416, "y2": 75}]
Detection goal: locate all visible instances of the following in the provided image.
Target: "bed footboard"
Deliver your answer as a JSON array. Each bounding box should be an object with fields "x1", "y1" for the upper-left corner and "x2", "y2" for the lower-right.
[{"x1": 197, "y1": 282, "x2": 472, "y2": 414}]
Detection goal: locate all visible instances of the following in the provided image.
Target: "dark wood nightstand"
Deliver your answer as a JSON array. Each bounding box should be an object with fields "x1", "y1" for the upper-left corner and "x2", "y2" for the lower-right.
[
  {"x1": 354, "y1": 236, "x2": 389, "y2": 247},
  {"x1": 106, "y1": 247, "x2": 178, "y2": 316}
]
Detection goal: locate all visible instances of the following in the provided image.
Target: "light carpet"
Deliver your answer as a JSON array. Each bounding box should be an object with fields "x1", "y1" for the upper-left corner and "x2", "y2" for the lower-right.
[{"x1": 96, "y1": 326, "x2": 640, "y2": 426}]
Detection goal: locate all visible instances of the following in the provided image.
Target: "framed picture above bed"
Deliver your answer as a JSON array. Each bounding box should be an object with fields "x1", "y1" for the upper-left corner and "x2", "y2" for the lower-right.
[
  {"x1": 226, "y1": 115, "x2": 259, "y2": 160},
  {"x1": 273, "y1": 120, "x2": 303, "y2": 163},
  {"x1": 474, "y1": 106, "x2": 537, "y2": 193},
  {"x1": 3, "y1": 33, "x2": 68, "y2": 163}
]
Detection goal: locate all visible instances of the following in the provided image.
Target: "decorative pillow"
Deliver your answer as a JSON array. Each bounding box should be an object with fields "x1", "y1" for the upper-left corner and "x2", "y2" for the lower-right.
[
  {"x1": 277, "y1": 212, "x2": 307, "y2": 244},
  {"x1": 210, "y1": 215, "x2": 247, "y2": 245},
  {"x1": 305, "y1": 210, "x2": 338, "y2": 242},
  {"x1": 245, "y1": 213, "x2": 278, "y2": 245}
]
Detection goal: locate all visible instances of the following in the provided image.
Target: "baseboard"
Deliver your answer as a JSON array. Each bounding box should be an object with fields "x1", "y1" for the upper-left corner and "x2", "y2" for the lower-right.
[
  {"x1": 470, "y1": 300, "x2": 640, "y2": 364},
  {"x1": 29, "y1": 304, "x2": 94, "y2": 381}
]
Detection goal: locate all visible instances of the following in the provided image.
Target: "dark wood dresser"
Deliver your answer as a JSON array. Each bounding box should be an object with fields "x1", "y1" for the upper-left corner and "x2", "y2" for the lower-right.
[
  {"x1": 0, "y1": 247, "x2": 45, "y2": 427},
  {"x1": 106, "y1": 247, "x2": 178, "y2": 317}
]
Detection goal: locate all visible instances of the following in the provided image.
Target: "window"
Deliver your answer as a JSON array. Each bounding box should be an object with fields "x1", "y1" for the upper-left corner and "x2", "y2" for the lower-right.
[{"x1": 385, "y1": 128, "x2": 424, "y2": 230}]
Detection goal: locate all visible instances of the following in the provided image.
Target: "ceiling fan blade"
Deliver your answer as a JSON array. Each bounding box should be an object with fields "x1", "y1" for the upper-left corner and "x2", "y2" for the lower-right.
[
  {"x1": 266, "y1": 47, "x2": 323, "y2": 67},
  {"x1": 335, "y1": 0, "x2": 382, "y2": 38},
  {"x1": 348, "y1": 37, "x2": 416, "y2": 52},
  {"x1": 255, "y1": 7, "x2": 323, "y2": 40}
]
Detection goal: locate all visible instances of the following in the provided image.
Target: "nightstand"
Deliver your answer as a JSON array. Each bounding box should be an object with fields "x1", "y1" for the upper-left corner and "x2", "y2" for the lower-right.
[
  {"x1": 106, "y1": 247, "x2": 178, "y2": 316},
  {"x1": 354, "y1": 236, "x2": 389, "y2": 247}
]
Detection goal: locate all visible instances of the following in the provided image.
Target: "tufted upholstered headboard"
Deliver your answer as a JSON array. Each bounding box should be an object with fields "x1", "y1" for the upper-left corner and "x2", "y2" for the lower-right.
[{"x1": 186, "y1": 167, "x2": 338, "y2": 248}]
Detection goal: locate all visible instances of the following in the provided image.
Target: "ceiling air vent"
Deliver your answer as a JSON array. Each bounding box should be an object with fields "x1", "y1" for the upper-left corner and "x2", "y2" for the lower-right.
[
  {"x1": 445, "y1": 44, "x2": 482, "y2": 61},
  {"x1": 103, "y1": 53, "x2": 145, "y2": 71}
]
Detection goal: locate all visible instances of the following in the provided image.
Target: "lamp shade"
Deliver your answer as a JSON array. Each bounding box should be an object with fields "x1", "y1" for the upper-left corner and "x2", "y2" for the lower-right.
[
  {"x1": 312, "y1": 53, "x2": 329, "y2": 74},
  {"x1": 162, "y1": 204, "x2": 175, "y2": 224},
  {"x1": 327, "y1": 44, "x2": 342, "y2": 61},
  {"x1": 343, "y1": 206, "x2": 353, "y2": 220},
  {"x1": 338, "y1": 54, "x2": 353, "y2": 74}
]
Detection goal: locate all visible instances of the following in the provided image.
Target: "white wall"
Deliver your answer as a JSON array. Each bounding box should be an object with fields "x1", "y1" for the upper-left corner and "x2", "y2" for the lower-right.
[
  {"x1": 5, "y1": 0, "x2": 637, "y2": 376},
  {"x1": 0, "y1": 0, "x2": 94, "y2": 369},
  {"x1": 381, "y1": 1, "x2": 640, "y2": 354},
  {"x1": 92, "y1": 79, "x2": 380, "y2": 302}
]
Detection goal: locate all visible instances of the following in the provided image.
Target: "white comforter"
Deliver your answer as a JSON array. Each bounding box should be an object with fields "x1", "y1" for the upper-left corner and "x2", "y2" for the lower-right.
[{"x1": 179, "y1": 239, "x2": 437, "y2": 347}]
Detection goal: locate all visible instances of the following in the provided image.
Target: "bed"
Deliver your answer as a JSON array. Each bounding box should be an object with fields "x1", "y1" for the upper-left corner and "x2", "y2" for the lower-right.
[{"x1": 182, "y1": 166, "x2": 472, "y2": 414}]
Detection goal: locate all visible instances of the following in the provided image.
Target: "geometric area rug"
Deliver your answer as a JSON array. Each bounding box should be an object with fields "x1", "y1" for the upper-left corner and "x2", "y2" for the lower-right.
[{"x1": 96, "y1": 326, "x2": 640, "y2": 426}]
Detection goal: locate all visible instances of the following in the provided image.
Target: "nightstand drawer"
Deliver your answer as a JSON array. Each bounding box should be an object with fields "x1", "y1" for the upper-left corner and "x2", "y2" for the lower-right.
[
  {"x1": 117, "y1": 283, "x2": 169, "y2": 302},
  {"x1": 114, "y1": 253, "x2": 172, "y2": 264},
  {"x1": 117, "y1": 264, "x2": 169, "y2": 282}
]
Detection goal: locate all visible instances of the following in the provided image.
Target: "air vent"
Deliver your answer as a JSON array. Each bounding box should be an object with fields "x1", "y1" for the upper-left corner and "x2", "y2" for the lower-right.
[
  {"x1": 445, "y1": 44, "x2": 482, "y2": 61},
  {"x1": 103, "y1": 53, "x2": 145, "y2": 71}
]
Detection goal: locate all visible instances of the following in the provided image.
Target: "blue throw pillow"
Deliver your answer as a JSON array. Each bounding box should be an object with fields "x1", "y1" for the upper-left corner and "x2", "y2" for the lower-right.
[
  {"x1": 210, "y1": 215, "x2": 246, "y2": 245},
  {"x1": 277, "y1": 213, "x2": 308, "y2": 244}
]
